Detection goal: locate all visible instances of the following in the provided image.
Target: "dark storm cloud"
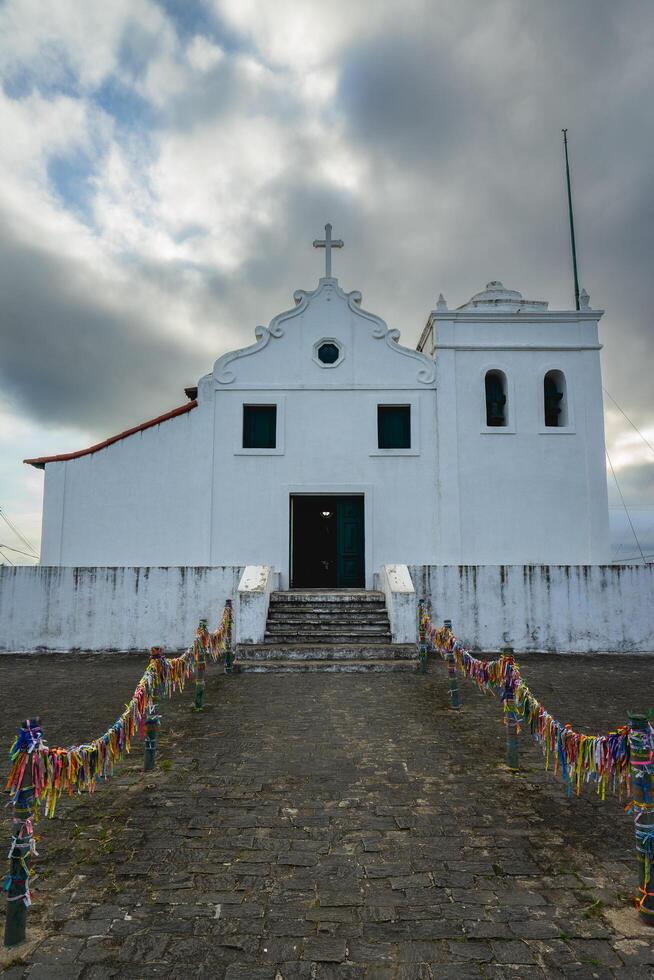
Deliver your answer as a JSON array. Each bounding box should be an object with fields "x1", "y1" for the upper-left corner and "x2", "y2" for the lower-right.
[
  {"x1": 331, "y1": 0, "x2": 654, "y2": 430},
  {"x1": 338, "y1": 33, "x2": 480, "y2": 167},
  {"x1": 0, "y1": 227, "x2": 210, "y2": 435}
]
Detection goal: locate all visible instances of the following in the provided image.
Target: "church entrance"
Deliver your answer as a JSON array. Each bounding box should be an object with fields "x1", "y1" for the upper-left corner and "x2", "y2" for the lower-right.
[{"x1": 290, "y1": 495, "x2": 365, "y2": 589}]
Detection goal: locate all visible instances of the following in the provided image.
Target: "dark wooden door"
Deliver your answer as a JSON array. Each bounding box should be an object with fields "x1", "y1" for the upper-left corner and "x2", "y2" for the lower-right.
[{"x1": 336, "y1": 497, "x2": 365, "y2": 588}]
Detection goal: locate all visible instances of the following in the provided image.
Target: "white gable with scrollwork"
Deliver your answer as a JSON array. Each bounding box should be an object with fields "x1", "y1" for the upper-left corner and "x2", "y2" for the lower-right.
[{"x1": 212, "y1": 278, "x2": 435, "y2": 390}]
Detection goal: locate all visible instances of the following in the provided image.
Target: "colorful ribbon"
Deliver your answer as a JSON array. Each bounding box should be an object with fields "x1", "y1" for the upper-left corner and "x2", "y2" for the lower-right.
[
  {"x1": 422, "y1": 614, "x2": 632, "y2": 801},
  {"x1": 5, "y1": 605, "x2": 232, "y2": 818}
]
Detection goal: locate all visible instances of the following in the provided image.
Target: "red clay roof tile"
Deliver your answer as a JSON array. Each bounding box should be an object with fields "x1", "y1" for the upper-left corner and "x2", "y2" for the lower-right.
[{"x1": 24, "y1": 399, "x2": 198, "y2": 469}]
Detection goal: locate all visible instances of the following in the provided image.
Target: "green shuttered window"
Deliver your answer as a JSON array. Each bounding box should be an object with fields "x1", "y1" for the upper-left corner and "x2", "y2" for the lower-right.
[
  {"x1": 377, "y1": 405, "x2": 411, "y2": 449},
  {"x1": 243, "y1": 405, "x2": 277, "y2": 449}
]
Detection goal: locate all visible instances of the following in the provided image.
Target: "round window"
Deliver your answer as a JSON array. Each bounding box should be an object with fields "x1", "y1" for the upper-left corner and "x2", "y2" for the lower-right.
[{"x1": 317, "y1": 342, "x2": 340, "y2": 365}]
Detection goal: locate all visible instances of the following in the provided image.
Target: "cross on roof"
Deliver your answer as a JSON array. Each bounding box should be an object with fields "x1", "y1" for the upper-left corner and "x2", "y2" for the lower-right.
[{"x1": 313, "y1": 223, "x2": 344, "y2": 279}]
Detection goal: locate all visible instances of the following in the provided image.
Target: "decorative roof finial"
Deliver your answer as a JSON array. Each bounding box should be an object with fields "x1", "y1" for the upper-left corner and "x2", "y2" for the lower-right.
[
  {"x1": 436, "y1": 293, "x2": 448, "y2": 311},
  {"x1": 579, "y1": 288, "x2": 590, "y2": 310}
]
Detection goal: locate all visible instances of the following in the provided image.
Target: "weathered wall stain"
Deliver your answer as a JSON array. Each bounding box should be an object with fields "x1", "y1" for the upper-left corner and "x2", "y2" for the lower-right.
[
  {"x1": 1, "y1": 564, "x2": 652, "y2": 654},
  {"x1": 408, "y1": 564, "x2": 654, "y2": 653},
  {"x1": 0, "y1": 566, "x2": 243, "y2": 652}
]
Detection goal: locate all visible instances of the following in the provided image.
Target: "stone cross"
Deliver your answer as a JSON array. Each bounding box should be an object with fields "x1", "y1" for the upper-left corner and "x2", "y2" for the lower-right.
[{"x1": 313, "y1": 223, "x2": 344, "y2": 278}]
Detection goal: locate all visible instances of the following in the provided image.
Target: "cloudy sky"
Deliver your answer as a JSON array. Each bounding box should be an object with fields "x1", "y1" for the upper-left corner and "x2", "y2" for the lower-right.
[{"x1": 1, "y1": 0, "x2": 653, "y2": 565}]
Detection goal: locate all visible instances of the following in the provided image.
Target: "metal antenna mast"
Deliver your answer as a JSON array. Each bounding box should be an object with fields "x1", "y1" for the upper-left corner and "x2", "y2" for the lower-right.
[{"x1": 562, "y1": 128, "x2": 580, "y2": 311}]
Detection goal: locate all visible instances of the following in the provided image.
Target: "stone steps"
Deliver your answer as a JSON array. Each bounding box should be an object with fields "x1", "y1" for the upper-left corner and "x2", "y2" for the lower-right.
[
  {"x1": 266, "y1": 611, "x2": 389, "y2": 623},
  {"x1": 238, "y1": 643, "x2": 416, "y2": 661},
  {"x1": 238, "y1": 658, "x2": 418, "y2": 673},
  {"x1": 236, "y1": 589, "x2": 418, "y2": 673},
  {"x1": 264, "y1": 634, "x2": 393, "y2": 645},
  {"x1": 269, "y1": 590, "x2": 386, "y2": 604},
  {"x1": 266, "y1": 619, "x2": 391, "y2": 643}
]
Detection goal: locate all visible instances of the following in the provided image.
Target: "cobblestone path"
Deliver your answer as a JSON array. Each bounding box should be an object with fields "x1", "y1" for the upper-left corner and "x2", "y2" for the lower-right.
[{"x1": 1, "y1": 653, "x2": 653, "y2": 978}]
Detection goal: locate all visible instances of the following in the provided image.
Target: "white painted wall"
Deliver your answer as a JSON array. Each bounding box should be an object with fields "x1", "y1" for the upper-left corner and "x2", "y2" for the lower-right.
[
  {"x1": 39, "y1": 406, "x2": 212, "y2": 566},
  {"x1": 236, "y1": 565, "x2": 278, "y2": 644},
  {"x1": 0, "y1": 566, "x2": 241, "y2": 652},
  {"x1": 207, "y1": 277, "x2": 438, "y2": 586},
  {"x1": 377, "y1": 564, "x2": 417, "y2": 643},
  {"x1": 33, "y1": 276, "x2": 611, "y2": 573},
  {"x1": 428, "y1": 294, "x2": 610, "y2": 564},
  {"x1": 411, "y1": 564, "x2": 654, "y2": 653},
  {"x1": 2, "y1": 564, "x2": 651, "y2": 654}
]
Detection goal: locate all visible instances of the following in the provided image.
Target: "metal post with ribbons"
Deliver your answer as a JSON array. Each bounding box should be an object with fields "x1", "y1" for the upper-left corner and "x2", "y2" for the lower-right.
[
  {"x1": 3, "y1": 718, "x2": 41, "y2": 949},
  {"x1": 417, "y1": 598, "x2": 428, "y2": 674},
  {"x1": 627, "y1": 711, "x2": 654, "y2": 925},
  {"x1": 500, "y1": 646, "x2": 520, "y2": 771},
  {"x1": 193, "y1": 619, "x2": 209, "y2": 711},
  {"x1": 143, "y1": 647, "x2": 162, "y2": 771},
  {"x1": 224, "y1": 599, "x2": 234, "y2": 675},
  {"x1": 443, "y1": 619, "x2": 461, "y2": 710}
]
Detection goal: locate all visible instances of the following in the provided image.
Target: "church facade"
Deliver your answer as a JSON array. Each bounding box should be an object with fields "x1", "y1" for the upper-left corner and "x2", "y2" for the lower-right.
[{"x1": 26, "y1": 239, "x2": 610, "y2": 587}]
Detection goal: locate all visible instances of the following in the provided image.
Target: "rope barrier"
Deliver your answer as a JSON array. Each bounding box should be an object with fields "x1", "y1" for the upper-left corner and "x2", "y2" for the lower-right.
[
  {"x1": 4, "y1": 603, "x2": 233, "y2": 948},
  {"x1": 5, "y1": 604, "x2": 232, "y2": 819},
  {"x1": 422, "y1": 612, "x2": 631, "y2": 797},
  {"x1": 420, "y1": 607, "x2": 654, "y2": 924}
]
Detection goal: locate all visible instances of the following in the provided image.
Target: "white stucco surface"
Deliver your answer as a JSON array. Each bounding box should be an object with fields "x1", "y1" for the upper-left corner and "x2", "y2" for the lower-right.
[
  {"x1": 40, "y1": 406, "x2": 211, "y2": 566},
  {"x1": 411, "y1": 564, "x2": 654, "y2": 653},
  {"x1": 31, "y1": 275, "x2": 610, "y2": 576},
  {"x1": 2, "y1": 564, "x2": 651, "y2": 654},
  {"x1": 0, "y1": 566, "x2": 241, "y2": 652},
  {"x1": 378, "y1": 564, "x2": 416, "y2": 643},
  {"x1": 421, "y1": 285, "x2": 610, "y2": 564},
  {"x1": 237, "y1": 565, "x2": 278, "y2": 644}
]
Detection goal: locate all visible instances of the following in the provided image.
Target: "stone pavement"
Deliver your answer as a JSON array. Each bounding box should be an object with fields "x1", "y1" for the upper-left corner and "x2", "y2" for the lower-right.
[{"x1": 0, "y1": 651, "x2": 653, "y2": 978}]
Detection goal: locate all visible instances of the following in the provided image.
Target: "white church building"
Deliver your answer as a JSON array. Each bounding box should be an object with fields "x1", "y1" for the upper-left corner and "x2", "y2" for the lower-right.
[
  {"x1": 27, "y1": 229, "x2": 609, "y2": 580},
  {"x1": 3, "y1": 227, "x2": 651, "y2": 655}
]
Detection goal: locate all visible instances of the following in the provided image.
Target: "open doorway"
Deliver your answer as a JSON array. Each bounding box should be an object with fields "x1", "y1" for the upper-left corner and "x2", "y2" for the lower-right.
[{"x1": 290, "y1": 495, "x2": 365, "y2": 589}]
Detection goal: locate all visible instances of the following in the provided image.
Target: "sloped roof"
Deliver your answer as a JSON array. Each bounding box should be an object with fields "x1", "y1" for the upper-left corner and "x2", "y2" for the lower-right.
[{"x1": 24, "y1": 399, "x2": 198, "y2": 469}]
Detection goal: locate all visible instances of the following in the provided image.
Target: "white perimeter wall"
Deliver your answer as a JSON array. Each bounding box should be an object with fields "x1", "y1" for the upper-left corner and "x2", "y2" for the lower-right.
[
  {"x1": 1, "y1": 564, "x2": 652, "y2": 654},
  {"x1": 411, "y1": 564, "x2": 654, "y2": 653},
  {"x1": 0, "y1": 566, "x2": 242, "y2": 652}
]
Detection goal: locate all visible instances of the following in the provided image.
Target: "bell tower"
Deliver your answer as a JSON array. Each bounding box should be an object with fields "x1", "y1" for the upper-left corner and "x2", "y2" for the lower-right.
[{"x1": 419, "y1": 281, "x2": 610, "y2": 564}]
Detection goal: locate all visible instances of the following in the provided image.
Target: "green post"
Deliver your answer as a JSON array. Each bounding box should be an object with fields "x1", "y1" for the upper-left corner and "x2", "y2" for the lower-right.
[
  {"x1": 193, "y1": 619, "x2": 208, "y2": 711},
  {"x1": 4, "y1": 718, "x2": 40, "y2": 949},
  {"x1": 144, "y1": 647, "x2": 162, "y2": 771},
  {"x1": 501, "y1": 647, "x2": 519, "y2": 772},
  {"x1": 224, "y1": 600, "x2": 234, "y2": 675},
  {"x1": 443, "y1": 619, "x2": 461, "y2": 710},
  {"x1": 627, "y1": 711, "x2": 654, "y2": 925},
  {"x1": 417, "y1": 598, "x2": 428, "y2": 674}
]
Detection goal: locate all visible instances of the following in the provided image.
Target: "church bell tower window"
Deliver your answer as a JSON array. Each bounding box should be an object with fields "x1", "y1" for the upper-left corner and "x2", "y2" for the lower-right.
[
  {"x1": 485, "y1": 370, "x2": 508, "y2": 427},
  {"x1": 544, "y1": 370, "x2": 567, "y2": 427},
  {"x1": 243, "y1": 404, "x2": 277, "y2": 449}
]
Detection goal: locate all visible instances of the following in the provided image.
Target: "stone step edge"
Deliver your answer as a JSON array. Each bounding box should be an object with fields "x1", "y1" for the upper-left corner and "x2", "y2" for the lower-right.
[
  {"x1": 262, "y1": 636, "x2": 392, "y2": 650},
  {"x1": 268, "y1": 602, "x2": 387, "y2": 609},
  {"x1": 239, "y1": 649, "x2": 416, "y2": 662},
  {"x1": 238, "y1": 660, "x2": 419, "y2": 672},
  {"x1": 238, "y1": 642, "x2": 415, "y2": 649},
  {"x1": 265, "y1": 624, "x2": 393, "y2": 643},
  {"x1": 267, "y1": 610, "x2": 390, "y2": 617},
  {"x1": 237, "y1": 644, "x2": 416, "y2": 659},
  {"x1": 270, "y1": 592, "x2": 385, "y2": 602}
]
